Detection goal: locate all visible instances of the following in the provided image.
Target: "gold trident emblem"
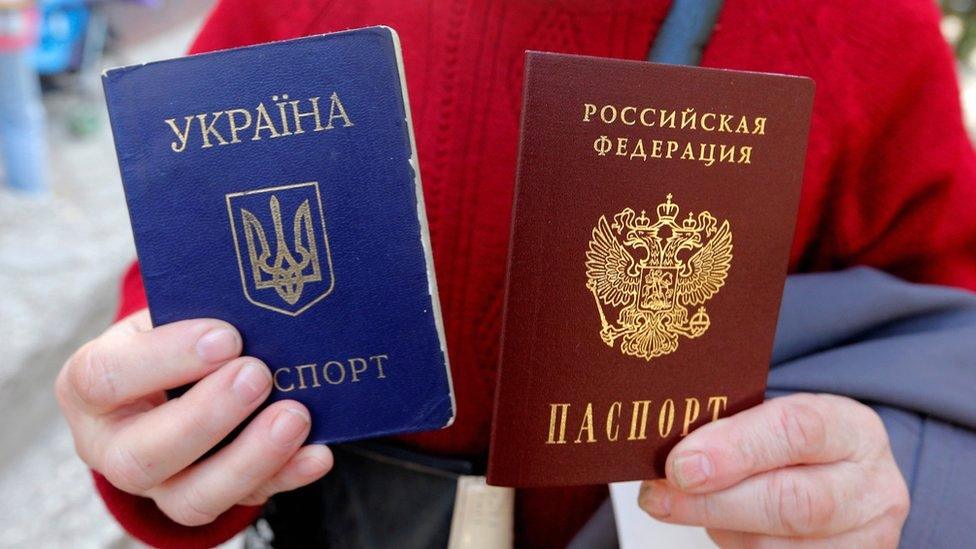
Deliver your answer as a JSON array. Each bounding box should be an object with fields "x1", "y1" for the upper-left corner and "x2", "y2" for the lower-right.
[{"x1": 240, "y1": 194, "x2": 323, "y2": 305}]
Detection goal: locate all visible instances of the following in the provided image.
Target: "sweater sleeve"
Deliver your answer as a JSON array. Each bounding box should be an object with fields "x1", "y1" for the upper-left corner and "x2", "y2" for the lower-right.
[{"x1": 826, "y1": 0, "x2": 976, "y2": 291}]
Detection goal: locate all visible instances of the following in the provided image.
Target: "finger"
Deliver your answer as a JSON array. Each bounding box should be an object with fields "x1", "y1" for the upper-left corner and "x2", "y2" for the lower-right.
[
  {"x1": 112, "y1": 309, "x2": 153, "y2": 332},
  {"x1": 639, "y1": 462, "x2": 870, "y2": 537},
  {"x1": 706, "y1": 528, "x2": 746, "y2": 548},
  {"x1": 62, "y1": 314, "x2": 243, "y2": 413},
  {"x1": 706, "y1": 515, "x2": 903, "y2": 549},
  {"x1": 99, "y1": 358, "x2": 272, "y2": 493},
  {"x1": 238, "y1": 445, "x2": 333, "y2": 506},
  {"x1": 665, "y1": 393, "x2": 876, "y2": 493},
  {"x1": 150, "y1": 400, "x2": 312, "y2": 527}
]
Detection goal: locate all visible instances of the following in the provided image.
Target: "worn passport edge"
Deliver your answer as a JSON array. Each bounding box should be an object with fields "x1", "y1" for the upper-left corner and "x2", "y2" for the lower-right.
[
  {"x1": 389, "y1": 28, "x2": 457, "y2": 428},
  {"x1": 102, "y1": 26, "x2": 456, "y2": 432},
  {"x1": 486, "y1": 51, "x2": 816, "y2": 487}
]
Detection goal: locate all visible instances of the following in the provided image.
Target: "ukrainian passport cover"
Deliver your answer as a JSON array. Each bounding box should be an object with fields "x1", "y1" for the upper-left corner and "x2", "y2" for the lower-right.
[
  {"x1": 487, "y1": 52, "x2": 814, "y2": 486},
  {"x1": 102, "y1": 27, "x2": 455, "y2": 443}
]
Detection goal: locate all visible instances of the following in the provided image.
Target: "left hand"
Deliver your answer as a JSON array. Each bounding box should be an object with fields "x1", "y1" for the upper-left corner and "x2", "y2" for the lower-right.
[{"x1": 638, "y1": 393, "x2": 910, "y2": 547}]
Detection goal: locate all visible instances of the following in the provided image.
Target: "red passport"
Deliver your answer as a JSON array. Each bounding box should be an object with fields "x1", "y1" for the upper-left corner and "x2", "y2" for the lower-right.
[{"x1": 487, "y1": 52, "x2": 814, "y2": 487}]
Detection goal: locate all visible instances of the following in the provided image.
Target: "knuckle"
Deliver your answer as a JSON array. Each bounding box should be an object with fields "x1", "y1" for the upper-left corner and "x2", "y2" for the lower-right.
[
  {"x1": 182, "y1": 406, "x2": 222, "y2": 443},
  {"x1": 238, "y1": 493, "x2": 266, "y2": 507},
  {"x1": 224, "y1": 457, "x2": 264, "y2": 488},
  {"x1": 71, "y1": 433, "x2": 96, "y2": 468},
  {"x1": 858, "y1": 403, "x2": 887, "y2": 437},
  {"x1": 245, "y1": 483, "x2": 275, "y2": 506},
  {"x1": 770, "y1": 474, "x2": 834, "y2": 535},
  {"x1": 704, "y1": 529, "x2": 725, "y2": 547},
  {"x1": 837, "y1": 394, "x2": 881, "y2": 428},
  {"x1": 777, "y1": 396, "x2": 827, "y2": 460},
  {"x1": 872, "y1": 520, "x2": 904, "y2": 549},
  {"x1": 889, "y1": 495, "x2": 911, "y2": 523},
  {"x1": 884, "y1": 476, "x2": 911, "y2": 523},
  {"x1": 707, "y1": 528, "x2": 754, "y2": 549},
  {"x1": 102, "y1": 445, "x2": 156, "y2": 494},
  {"x1": 693, "y1": 493, "x2": 717, "y2": 525},
  {"x1": 159, "y1": 485, "x2": 219, "y2": 527},
  {"x1": 54, "y1": 366, "x2": 77, "y2": 412},
  {"x1": 239, "y1": 464, "x2": 265, "y2": 486},
  {"x1": 825, "y1": 394, "x2": 883, "y2": 437},
  {"x1": 67, "y1": 341, "x2": 120, "y2": 410}
]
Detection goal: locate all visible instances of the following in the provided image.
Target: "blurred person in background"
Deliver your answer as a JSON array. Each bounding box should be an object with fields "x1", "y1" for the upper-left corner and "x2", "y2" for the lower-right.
[{"x1": 0, "y1": 0, "x2": 47, "y2": 196}]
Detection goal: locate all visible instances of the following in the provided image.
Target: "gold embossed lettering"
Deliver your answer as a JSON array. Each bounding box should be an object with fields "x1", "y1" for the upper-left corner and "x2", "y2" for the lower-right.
[
  {"x1": 606, "y1": 401, "x2": 622, "y2": 441},
  {"x1": 273, "y1": 367, "x2": 295, "y2": 392},
  {"x1": 226, "y1": 108, "x2": 252, "y2": 144},
  {"x1": 197, "y1": 112, "x2": 228, "y2": 148},
  {"x1": 324, "y1": 92, "x2": 354, "y2": 129},
  {"x1": 707, "y1": 395, "x2": 728, "y2": 421},
  {"x1": 164, "y1": 116, "x2": 194, "y2": 153},
  {"x1": 658, "y1": 398, "x2": 676, "y2": 437},
  {"x1": 289, "y1": 96, "x2": 324, "y2": 134},
  {"x1": 627, "y1": 400, "x2": 652, "y2": 440},
  {"x1": 583, "y1": 103, "x2": 597, "y2": 122},
  {"x1": 348, "y1": 357, "x2": 368, "y2": 382},
  {"x1": 575, "y1": 403, "x2": 596, "y2": 443},
  {"x1": 547, "y1": 403, "x2": 570, "y2": 444},
  {"x1": 682, "y1": 397, "x2": 701, "y2": 436},
  {"x1": 322, "y1": 360, "x2": 346, "y2": 385},
  {"x1": 251, "y1": 102, "x2": 281, "y2": 141}
]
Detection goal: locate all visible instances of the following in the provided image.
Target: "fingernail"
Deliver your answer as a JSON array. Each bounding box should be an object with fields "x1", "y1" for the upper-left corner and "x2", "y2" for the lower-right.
[
  {"x1": 196, "y1": 328, "x2": 240, "y2": 362},
  {"x1": 673, "y1": 452, "x2": 712, "y2": 489},
  {"x1": 296, "y1": 452, "x2": 331, "y2": 477},
  {"x1": 232, "y1": 362, "x2": 270, "y2": 404},
  {"x1": 640, "y1": 481, "x2": 671, "y2": 517},
  {"x1": 270, "y1": 407, "x2": 310, "y2": 445}
]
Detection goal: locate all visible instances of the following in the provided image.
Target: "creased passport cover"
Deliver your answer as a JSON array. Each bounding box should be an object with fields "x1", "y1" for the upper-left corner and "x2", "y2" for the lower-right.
[
  {"x1": 103, "y1": 27, "x2": 455, "y2": 444},
  {"x1": 487, "y1": 52, "x2": 814, "y2": 487}
]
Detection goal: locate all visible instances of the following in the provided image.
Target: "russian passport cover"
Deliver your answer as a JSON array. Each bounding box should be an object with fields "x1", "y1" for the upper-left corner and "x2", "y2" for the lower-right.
[
  {"x1": 102, "y1": 27, "x2": 455, "y2": 444},
  {"x1": 487, "y1": 52, "x2": 814, "y2": 486}
]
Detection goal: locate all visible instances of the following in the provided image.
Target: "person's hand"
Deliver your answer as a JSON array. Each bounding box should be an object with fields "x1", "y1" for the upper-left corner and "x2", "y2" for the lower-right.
[
  {"x1": 639, "y1": 393, "x2": 909, "y2": 547},
  {"x1": 55, "y1": 309, "x2": 333, "y2": 526}
]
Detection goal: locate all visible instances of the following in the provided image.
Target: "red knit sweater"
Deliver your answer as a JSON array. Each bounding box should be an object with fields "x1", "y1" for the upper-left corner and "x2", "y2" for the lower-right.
[{"x1": 94, "y1": 0, "x2": 976, "y2": 547}]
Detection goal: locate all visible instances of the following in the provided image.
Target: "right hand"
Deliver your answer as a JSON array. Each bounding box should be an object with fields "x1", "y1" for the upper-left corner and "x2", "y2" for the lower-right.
[{"x1": 55, "y1": 309, "x2": 333, "y2": 526}]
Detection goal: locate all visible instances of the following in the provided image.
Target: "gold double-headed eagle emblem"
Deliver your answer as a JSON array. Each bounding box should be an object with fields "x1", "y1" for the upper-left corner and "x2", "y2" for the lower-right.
[
  {"x1": 586, "y1": 194, "x2": 733, "y2": 361},
  {"x1": 226, "y1": 182, "x2": 335, "y2": 316}
]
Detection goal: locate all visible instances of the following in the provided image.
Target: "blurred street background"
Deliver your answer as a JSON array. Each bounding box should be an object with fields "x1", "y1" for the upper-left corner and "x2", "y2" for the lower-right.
[
  {"x1": 0, "y1": 1, "x2": 973, "y2": 547},
  {"x1": 0, "y1": 1, "x2": 212, "y2": 546}
]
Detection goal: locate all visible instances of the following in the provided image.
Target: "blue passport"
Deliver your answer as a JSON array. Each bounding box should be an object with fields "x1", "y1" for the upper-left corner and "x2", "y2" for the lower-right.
[{"x1": 103, "y1": 27, "x2": 455, "y2": 443}]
